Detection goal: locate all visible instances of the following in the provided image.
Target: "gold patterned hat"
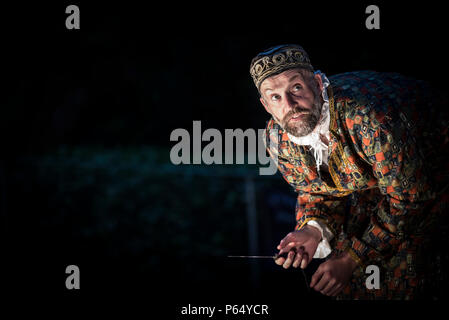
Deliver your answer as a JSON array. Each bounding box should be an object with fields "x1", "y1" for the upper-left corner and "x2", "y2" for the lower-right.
[{"x1": 250, "y1": 44, "x2": 314, "y2": 90}]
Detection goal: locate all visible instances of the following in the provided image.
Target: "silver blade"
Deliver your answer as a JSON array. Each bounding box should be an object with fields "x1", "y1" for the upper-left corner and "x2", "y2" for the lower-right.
[
  {"x1": 228, "y1": 254, "x2": 310, "y2": 292},
  {"x1": 227, "y1": 255, "x2": 275, "y2": 259}
]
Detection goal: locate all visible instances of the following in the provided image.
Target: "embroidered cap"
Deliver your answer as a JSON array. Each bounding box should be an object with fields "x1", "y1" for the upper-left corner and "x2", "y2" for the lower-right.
[{"x1": 250, "y1": 44, "x2": 314, "y2": 91}]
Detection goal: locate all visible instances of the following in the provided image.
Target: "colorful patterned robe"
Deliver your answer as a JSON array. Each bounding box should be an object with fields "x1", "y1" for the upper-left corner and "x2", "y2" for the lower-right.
[{"x1": 264, "y1": 71, "x2": 449, "y2": 299}]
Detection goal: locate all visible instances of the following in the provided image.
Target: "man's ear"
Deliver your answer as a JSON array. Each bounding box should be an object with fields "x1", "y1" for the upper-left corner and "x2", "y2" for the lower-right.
[
  {"x1": 260, "y1": 96, "x2": 272, "y2": 115},
  {"x1": 314, "y1": 73, "x2": 324, "y2": 92}
]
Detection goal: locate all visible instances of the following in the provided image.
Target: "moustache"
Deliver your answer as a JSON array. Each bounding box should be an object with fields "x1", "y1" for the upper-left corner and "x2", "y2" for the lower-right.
[{"x1": 284, "y1": 107, "x2": 310, "y2": 123}]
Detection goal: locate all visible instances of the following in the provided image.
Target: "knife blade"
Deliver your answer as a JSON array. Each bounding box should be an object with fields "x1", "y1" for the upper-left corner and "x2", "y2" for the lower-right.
[
  {"x1": 228, "y1": 253, "x2": 310, "y2": 291},
  {"x1": 227, "y1": 255, "x2": 278, "y2": 259}
]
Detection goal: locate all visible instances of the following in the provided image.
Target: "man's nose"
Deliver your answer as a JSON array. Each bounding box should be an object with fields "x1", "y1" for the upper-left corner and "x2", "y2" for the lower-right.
[{"x1": 285, "y1": 92, "x2": 298, "y2": 110}]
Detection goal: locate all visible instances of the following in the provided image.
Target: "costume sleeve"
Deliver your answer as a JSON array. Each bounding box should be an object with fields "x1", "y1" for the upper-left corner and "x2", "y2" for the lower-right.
[
  {"x1": 263, "y1": 121, "x2": 347, "y2": 244},
  {"x1": 307, "y1": 220, "x2": 334, "y2": 258},
  {"x1": 342, "y1": 108, "x2": 435, "y2": 267}
]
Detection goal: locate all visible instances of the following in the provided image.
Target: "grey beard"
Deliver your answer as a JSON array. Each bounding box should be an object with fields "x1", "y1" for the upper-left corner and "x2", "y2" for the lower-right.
[{"x1": 282, "y1": 99, "x2": 322, "y2": 138}]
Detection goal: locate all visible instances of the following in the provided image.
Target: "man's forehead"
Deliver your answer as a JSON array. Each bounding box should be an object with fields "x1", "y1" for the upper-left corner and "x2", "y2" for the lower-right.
[{"x1": 260, "y1": 69, "x2": 305, "y2": 91}]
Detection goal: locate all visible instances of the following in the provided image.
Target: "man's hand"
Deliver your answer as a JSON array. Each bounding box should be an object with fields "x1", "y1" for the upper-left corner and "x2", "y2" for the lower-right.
[
  {"x1": 309, "y1": 251, "x2": 358, "y2": 296},
  {"x1": 275, "y1": 225, "x2": 322, "y2": 269}
]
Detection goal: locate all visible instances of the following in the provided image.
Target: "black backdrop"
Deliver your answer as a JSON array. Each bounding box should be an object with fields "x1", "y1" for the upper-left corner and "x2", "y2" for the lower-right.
[
  {"x1": 5, "y1": 2, "x2": 448, "y2": 152},
  {"x1": 2, "y1": 1, "x2": 448, "y2": 316}
]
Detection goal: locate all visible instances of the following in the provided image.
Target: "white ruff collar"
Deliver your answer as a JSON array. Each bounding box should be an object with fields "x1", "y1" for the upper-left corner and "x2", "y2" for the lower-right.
[{"x1": 287, "y1": 71, "x2": 331, "y2": 176}]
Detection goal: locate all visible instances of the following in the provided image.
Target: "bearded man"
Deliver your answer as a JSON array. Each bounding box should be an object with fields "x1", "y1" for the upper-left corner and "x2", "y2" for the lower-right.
[{"x1": 250, "y1": 44, "x2": 448, "y2": 299}]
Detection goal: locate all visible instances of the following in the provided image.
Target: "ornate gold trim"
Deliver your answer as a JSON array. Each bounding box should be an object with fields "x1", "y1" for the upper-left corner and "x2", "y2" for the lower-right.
[
  {"x1": 250, "y1": 45, "x2": 314, "y2": 89},
  {"x1": 326, "y1": 86, "x2": 353, "y2": 197},
  {"x1": 328, "y1": 86, "x2": 338, "y2": 134}
]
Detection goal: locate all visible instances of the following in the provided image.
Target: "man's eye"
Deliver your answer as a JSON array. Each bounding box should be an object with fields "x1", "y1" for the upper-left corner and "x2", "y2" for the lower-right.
[
  {"x1": 271, "y1": 95, "x2": 281, "y2": 101},
  {"x1": 293, "y1": 84, "x2": 302, "y2": 91}
]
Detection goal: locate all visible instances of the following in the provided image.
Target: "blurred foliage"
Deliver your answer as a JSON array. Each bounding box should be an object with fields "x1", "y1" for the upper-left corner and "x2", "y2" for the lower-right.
[{"x1": 9, "y1": 146, "x2": 292, "y2": 284}]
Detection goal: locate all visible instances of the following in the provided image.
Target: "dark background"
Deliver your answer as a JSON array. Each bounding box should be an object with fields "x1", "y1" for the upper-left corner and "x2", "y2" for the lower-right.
[{"x1": 2, "y1": 1, "x2": 448, "y2": 315}]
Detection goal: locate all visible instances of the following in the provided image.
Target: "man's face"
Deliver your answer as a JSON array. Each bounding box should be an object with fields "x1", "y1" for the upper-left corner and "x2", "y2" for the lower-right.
[{"x1": 259, "y1": 68, "x2": 323, "y2": 137}]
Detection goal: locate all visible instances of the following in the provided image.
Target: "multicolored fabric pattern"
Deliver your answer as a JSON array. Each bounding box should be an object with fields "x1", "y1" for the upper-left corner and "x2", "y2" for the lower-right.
[{"x1": 264, "y1": 71, "x2": 449, "y2": 299}]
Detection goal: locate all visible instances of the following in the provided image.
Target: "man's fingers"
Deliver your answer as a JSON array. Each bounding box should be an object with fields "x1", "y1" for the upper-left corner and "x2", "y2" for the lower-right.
[
  {"x1": 279, "y1": 232, "x2": 293, "y2": 244},
  {"x1": 313, "y1": 271, "x2": 330, "y2": 291},
  {"x1": 329, "y1": 284, "x2": 340, "y2": 297},
  {"x1": 278, "y1": 232, "x2": 303, "y2": 251},
  {"x1": 278, "y1": 236, "x2": 288, "y2": 249},
  {"x1": 282, "y1": 250, "x2": 296, "y2": 269},
  {"x1": 274, "y1": 257, "x2": 285, "y2": 265},
  {"x1": 329, "y1": 284, "x2": 343, "y2": 297},
  {"x1": 321, "y1": 279, "x2": 336, "y2": 296},
  {"x1": 279, "y1": 242, "x2": 296, "y2": 254},
  {"x1": 310, "y1": 267, "x2": 323, "y2": 288},
  {"x1": 292, "y1": 248, "x2": 304, "y2": 268},
  {"x1": 300, "y1": 252, "x2": 309, "y2": 269}
]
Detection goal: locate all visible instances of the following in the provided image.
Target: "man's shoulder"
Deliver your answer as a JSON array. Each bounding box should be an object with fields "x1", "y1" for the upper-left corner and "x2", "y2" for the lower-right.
[
  {"x1": 329, "y1": 71, "x2": 426, "y2": 130},
  {"x1": 328, "y1": 70, "x2": 420, "y2": 87},
  {"x1": 329, "y1": 70, "x2": 423, "y2": 104}
]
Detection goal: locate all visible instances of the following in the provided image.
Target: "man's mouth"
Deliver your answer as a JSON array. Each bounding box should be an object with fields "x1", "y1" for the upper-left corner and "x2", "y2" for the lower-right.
[{"x1": 288, "y1": 112, "x2": 308, "y2": 122}]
